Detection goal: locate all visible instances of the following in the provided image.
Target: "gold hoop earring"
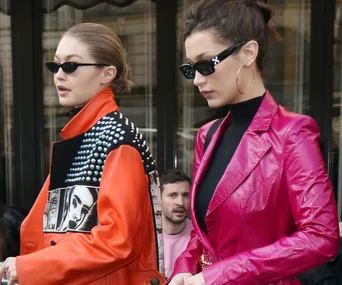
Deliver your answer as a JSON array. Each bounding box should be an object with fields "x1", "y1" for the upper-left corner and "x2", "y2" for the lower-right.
[{"x1": 236, "y1": 64, "x2": 255, "y2": 94}]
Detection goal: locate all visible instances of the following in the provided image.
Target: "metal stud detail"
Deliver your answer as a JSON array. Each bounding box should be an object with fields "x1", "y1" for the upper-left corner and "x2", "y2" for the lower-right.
[{"x1": 65, "y1": 111, "x2": 156, "y2": 184}]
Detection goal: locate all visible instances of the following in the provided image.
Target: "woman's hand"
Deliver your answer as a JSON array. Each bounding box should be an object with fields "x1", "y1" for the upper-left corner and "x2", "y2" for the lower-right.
[
  {"x1": 187, "y1": 273, "x2": 206, "y2": 285},
  {"x1": 0, "y1": 257, "x2": 19, "y2": 285},
  {"x1": 168, "y1": 273, "x2": 193, "y2": 285}
]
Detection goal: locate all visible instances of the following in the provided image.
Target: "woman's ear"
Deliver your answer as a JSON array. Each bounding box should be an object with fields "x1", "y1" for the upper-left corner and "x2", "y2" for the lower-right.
[
  {"x1": 242, "y1": 40, "x2": 259, "y2": 67},
  {"x1": 101, "y1": 66, "x2": 117, "y2": 85}
]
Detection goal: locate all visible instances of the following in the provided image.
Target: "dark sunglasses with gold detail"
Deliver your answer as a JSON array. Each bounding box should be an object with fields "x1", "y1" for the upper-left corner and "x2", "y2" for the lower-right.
[
  {"x1": 45, "y1": 61, "x2": 110, "y2": 75},
  {"x1": 180, "y1": 41, "x2": 246, "y2": 79}
]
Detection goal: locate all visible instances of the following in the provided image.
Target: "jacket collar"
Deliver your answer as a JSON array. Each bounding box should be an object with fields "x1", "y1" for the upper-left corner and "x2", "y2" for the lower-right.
[
  {"x1": 248, "y1": 90, "x2": 278, "y2": 131},
  {"x1": 62, "y1": 87, "x2": 119, "y2": 140}
]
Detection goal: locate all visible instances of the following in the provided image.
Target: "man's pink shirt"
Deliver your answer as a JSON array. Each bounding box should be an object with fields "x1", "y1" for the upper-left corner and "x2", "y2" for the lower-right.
[{"x1": 163, "y1": 219, "x2": 193, "y2": 279}]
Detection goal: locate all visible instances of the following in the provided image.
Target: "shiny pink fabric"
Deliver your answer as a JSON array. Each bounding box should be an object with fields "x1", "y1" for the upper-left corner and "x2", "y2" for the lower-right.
[{"x1": 169, "y1": 91, "x2": 339, "y2": 285}]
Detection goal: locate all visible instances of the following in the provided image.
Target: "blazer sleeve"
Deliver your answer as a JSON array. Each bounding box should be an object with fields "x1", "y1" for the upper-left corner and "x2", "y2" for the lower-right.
[
  {"x1": 201, "y1": 116, "x2": 340, "y2": 285},
  {"x1": 16, "y1": 145, "x2": 152, "y2": 285}
]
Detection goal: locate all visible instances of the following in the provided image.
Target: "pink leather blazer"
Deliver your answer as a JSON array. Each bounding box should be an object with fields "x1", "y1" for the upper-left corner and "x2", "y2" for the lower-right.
[{"x1": 170, "y1": 91, "x2": 339, "y2": 285}]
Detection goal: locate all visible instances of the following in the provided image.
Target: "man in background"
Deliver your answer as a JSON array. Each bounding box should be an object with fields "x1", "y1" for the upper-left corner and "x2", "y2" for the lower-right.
[{"x1": 160, "y1": 169, "x2": 193, "y2": 279}]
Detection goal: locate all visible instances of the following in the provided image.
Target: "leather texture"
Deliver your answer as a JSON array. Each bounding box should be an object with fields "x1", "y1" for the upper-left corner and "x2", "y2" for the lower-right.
[
  {"x1": 15, "y1": 87, "x2": 165, "y2": 285},
  {"x1": 169, "y1": 91, "x2": 339, "y2": 285}
]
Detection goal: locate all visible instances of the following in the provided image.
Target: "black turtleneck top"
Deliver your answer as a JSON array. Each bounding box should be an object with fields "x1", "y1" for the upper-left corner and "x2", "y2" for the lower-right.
[
  {"x1": 195, "y1": 95, "x2": 265, "y2": 232},
  {"x1": 68, "y1": 106, "x2": 84, "y2": 120}
]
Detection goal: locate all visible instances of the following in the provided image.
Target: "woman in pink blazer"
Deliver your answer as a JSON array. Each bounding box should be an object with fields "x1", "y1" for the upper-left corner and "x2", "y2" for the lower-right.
[{"x1": 168, "y1": 0, "x2": 340, "y2": 285}]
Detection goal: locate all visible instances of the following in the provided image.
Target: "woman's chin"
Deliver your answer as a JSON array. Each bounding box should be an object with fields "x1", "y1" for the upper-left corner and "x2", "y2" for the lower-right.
[
  {"x1": 59, "y1": 97, "x2": 75, "y2": 107},
  {"x1": 207, "y1": 99, "x2": 224, "y2": 109}
]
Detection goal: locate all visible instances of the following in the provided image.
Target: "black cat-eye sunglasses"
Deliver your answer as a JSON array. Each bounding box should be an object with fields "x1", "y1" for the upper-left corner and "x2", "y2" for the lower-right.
[{"x1": 45, "y1": 61, "x2": 110, "y2": 74}]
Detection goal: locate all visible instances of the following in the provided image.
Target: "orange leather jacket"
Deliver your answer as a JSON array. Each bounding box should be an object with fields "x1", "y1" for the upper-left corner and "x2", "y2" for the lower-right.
[{"x1": 16, "y1": 87, "x2": 166, "y2": 285}]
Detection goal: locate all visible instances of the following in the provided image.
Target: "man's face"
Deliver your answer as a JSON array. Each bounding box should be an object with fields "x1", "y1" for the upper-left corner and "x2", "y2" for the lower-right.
[
  {"x1": 161, "y1": 181, "x2": 190, "y2": 224},
  {"x1": 68, "y1": 186, "x2": 94, "y2": 229}
]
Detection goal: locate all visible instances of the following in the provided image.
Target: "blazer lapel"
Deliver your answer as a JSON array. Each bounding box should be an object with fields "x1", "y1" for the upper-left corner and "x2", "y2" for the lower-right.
[
  {"x1": 190, "y1": 115, "x2": 231, "y2": 259},
  {"x1": 206, "y1": 131, "x2": 271, "y2": 215},
  {"x1": 206, "y1": 90, "x2": 278, "y2": 216},
  {"x1": 193, "y1": 114, "x2": 232, "y2": 187}
]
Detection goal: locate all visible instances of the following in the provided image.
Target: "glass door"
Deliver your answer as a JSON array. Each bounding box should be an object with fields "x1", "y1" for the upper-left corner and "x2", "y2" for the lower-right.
[
  {"x1": 332, "y1": 0, "x2": 342, "y2": 220},
  {"x1": 0, "y1": 8, "x2": 14, "y2": 204}
]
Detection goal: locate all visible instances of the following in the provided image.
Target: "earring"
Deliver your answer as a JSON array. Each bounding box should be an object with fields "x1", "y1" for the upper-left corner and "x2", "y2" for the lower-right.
[{"x1": 236, "y1": 64, "x2": 255, "y2": 94}]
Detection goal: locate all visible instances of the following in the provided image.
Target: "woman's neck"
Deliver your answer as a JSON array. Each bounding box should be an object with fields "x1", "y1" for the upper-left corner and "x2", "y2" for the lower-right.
[{"x1": 227, "y1": 94, "x2": 264, "y2": 122}]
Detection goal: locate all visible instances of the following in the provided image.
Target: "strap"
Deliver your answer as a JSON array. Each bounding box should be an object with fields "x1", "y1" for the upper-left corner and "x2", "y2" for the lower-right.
[
  {"x1": 204, "y1": 118, "x2": 224, "y2": 152},
  {"x1": 147, "y1": 170, "x2": 165, "y2": 276}
]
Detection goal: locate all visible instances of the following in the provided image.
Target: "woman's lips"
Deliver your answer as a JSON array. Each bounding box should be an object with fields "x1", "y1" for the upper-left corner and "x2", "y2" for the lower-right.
[
  {"x1": 57, "y1": 86, "x2": 71, "y2": 97},
  {"x1": 201, "y1": 91, "x2": 214, "y2": 99},
  {"x1": 57, "y1": 90, "x2": 70, "y2": 97}
]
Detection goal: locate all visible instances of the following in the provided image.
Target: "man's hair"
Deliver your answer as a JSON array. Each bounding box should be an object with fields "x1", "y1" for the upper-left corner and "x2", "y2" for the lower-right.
[{"x1": 160, "y1": 169, "x2": 191, "y2": 193}]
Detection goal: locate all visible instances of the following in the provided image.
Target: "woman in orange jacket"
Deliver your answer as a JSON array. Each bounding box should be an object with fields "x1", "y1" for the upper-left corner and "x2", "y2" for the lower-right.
[{"x1": 0, "y1": 23, "x2": 165, "y2": 285}]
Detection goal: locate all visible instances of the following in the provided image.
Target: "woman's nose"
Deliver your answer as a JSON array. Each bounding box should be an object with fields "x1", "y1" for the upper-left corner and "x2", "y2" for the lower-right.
[
  {"x1": 55, "y1": 67, "x2": 66, "y2": 80},
  {"x1": 193, "y1": 70, "x2": 206, "y2": 87}
]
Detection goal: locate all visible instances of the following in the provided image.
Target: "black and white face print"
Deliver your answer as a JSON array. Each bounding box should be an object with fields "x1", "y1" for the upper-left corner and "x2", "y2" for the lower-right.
[{"x1": 43, "y1": 185, "x2": 99, "y2": 233}]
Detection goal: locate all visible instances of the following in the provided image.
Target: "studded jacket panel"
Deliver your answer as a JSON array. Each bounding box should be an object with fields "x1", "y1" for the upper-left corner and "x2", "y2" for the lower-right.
[{"x1": 16, "y1": 87, "x2": 165, "y2": 285}]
